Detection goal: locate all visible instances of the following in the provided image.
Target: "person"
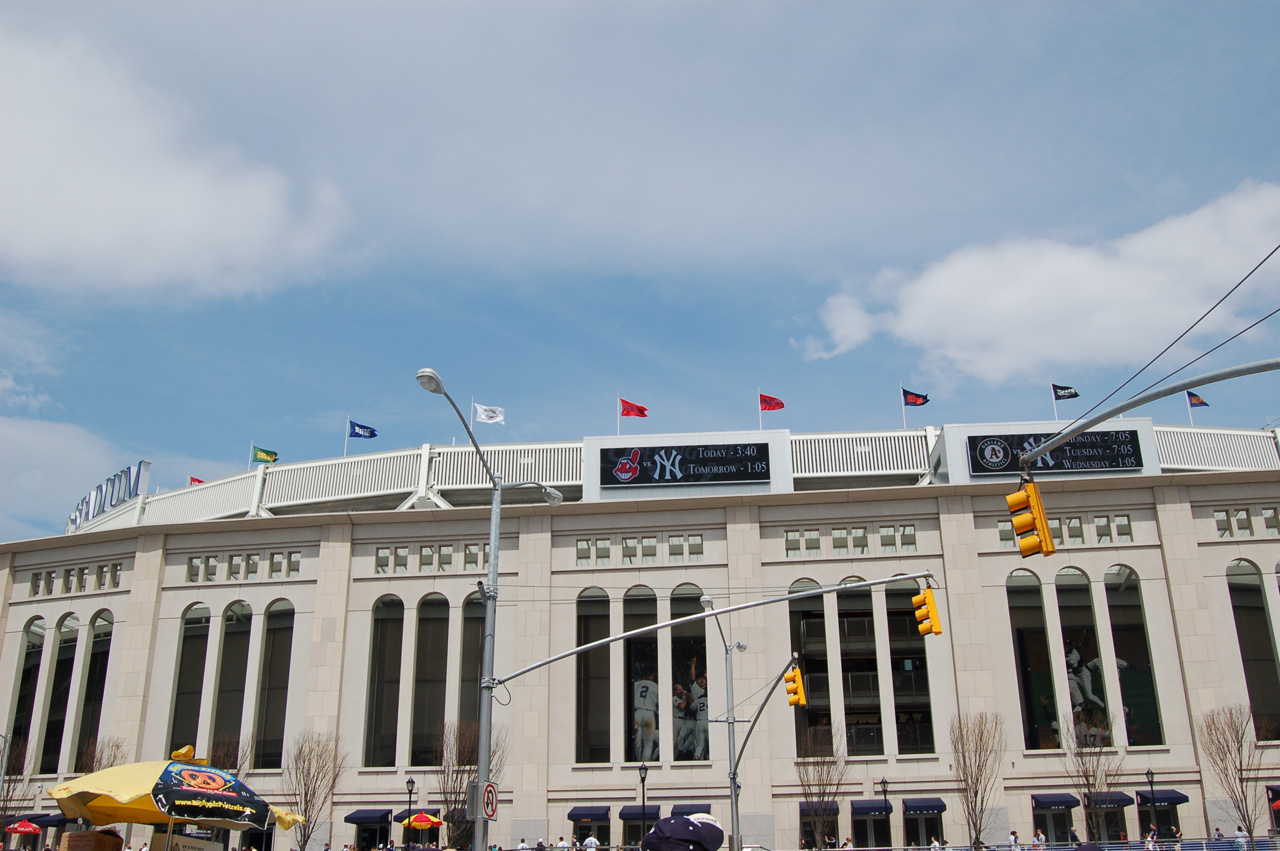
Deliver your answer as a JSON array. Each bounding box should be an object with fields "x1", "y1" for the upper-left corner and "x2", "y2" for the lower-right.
[
  {"x1": 690, "y1": 659, "x2": 710, "y2": 760},
  {"x1": 558, "y1": 839, "x2": 570, "y2": 848},
  {"x1": 1146, "y1": 830, "x2": 1156, "y2": 851},
  {"x1": 1033, "y1": 830, "x2": 1045, "y2": 851},
  {"x1": 634, "y1": 668, "x2": 660, "y2": 761},
  {"x1": 1215, "y1": 829, "x2": 1224, "y2": 840},
  {"x1": 536, "y1": 841, "x2": 546, "y2": 851},
  {"x1": 1069, "y1": 827, "x2": 1080, "y2": 845},
  {"x1": 673, "y1": 683, "x2": 695, "y2": 758},
  {"x1": 931, "y1": 837, "x2": 941, "y2": 851},
  {"x1": 583, "y1": 835, "x2": 599, "y2": 849},
  {"x1": 842, "y1": 839, "x2": 853, "y2": 848},
  {"x1": 518, "y1": 840, "x2": 530, "y2": 850},
  {"x1": 1235, "y1": 826, "x2": 1247, "y2": 851},
  {"x1": 826, "y1": 837, "x2": 836, "y2": 849},
  {"x1": 1009, "y1": 831, "x2": 1019, "y2": 851}
]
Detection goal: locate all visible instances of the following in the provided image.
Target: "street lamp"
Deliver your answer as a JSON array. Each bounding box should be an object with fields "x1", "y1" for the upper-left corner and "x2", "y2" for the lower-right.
[
  {"x1": 1146, "y1": 768, "x2": 1156, "y2": 836},
  {"x1": 879, "y1": 778, "x2": 889, "y2": 848},
  {"x1": 406, "y1": 777, "x2": 416, "y2": 845},
  {"x1": 417, "y1": 368, "x2": 564, "y2": 851},
  {"x1": 700, "y1": 595, "x2": 748, "y2": 851},
  {"x1": 638, "y1": 763, "x2": 650, "y2": 845}
]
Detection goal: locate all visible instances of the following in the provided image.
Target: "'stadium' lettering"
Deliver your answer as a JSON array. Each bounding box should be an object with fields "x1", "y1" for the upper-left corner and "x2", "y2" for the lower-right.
[{"x1": 65, "y1": 461, "x2": 150, "y2": 534}]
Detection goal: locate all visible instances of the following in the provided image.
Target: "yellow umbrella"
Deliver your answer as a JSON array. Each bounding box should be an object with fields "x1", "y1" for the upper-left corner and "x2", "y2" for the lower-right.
[{"x1": 48, "y1": 750, "x2": 304, "y2": 833}]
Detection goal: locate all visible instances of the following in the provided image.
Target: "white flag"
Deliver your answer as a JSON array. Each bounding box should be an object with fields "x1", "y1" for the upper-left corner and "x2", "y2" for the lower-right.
[{"x1": 474, "y1": 402, "x2": 505, "y2": 424}]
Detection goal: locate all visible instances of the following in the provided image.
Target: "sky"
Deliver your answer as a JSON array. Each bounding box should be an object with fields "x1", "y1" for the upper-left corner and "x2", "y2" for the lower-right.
[{"x1": 3, "y1": 2, "x2": 1280, "y2": 541}]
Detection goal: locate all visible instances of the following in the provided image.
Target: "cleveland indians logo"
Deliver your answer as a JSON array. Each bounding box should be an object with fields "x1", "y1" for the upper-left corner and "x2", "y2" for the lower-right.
[
  {"x1": 177, "y1": 768, "x2": 233, "y2": 792},
  {"x1": 613, "y1": 449, "x2": 641, "y2": 482}
]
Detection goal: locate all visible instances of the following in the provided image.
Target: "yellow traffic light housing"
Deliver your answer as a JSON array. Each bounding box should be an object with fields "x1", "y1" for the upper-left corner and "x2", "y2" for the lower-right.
[
  {"x1": 1006, "y1": 477, "x2": 1056, "y2": 558},
  {"x1": 912, "y1": 587, "x2": 942, "y2": 636},
  {"x1": 784, "y1": 666, "x2": 807, "y2": 706}
]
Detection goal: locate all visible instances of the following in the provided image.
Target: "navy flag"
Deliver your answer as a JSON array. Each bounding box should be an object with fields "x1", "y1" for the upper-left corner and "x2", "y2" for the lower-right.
[
  {"x1": 1053, "y1": 383, "x2": 1080, "y2": 401},
  {"x1": 348, "y1": 420, "x2": 378, "y2": 439},
  {"x1": 902, "y1": 388, "x2": 929, "y2": 407},
  {"x1": 1187, "y1": 391, "x2": 1209, "y2": 408}
]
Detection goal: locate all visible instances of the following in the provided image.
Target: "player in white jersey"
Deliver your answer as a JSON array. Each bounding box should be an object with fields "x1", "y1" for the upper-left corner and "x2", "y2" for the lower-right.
[
  {"x1": 672, "y1": 683, "x2": 695, "y2": 758},
  {"x1": 633, "y1": 670, "x2": 659, "y2": 760},
  {"x1": 690, "y1": 664, "x2": 710, "y2": 759}
]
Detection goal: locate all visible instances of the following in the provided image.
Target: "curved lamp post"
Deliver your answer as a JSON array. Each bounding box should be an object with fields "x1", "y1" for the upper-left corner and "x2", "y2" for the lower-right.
[
  {"x1": 417, "y1": 368, "x2": 563, "y2": 851},
  {"x1": 700, "y1": 595, "x2": 748, "y2": 851}
]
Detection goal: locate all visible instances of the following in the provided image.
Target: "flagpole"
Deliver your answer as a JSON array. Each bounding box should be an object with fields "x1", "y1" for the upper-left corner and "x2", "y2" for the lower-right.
[
  {"x1": 900, "y1": 382, "x2": 907, "y2": 430},
  {"x1": 617, "y1": 393, "x2": 621, "y2": 436},
  {"x1": 758, "y1": 386, "x2": 763, "y2": 431},
  {"x1": 344, "y1": 415, "x2": 350, "y2": 457},
  {"x1": 1187, "y1": 392, "x2": 1195, "y2": 427},
  {"x1": 470, "y1": 397, "x2": 475, "y2": 430},
  {"x1": 1050, "y1": 378, "x2": 1059, "y2": 421},
  {"x1": 248, "y1": 440, "x2": 254, "y2": 472}
]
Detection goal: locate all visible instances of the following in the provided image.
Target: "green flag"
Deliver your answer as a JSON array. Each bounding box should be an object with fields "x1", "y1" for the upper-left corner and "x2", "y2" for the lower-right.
[{"x1": 252, "y1": 446, "x2": 278, "y2": 463}]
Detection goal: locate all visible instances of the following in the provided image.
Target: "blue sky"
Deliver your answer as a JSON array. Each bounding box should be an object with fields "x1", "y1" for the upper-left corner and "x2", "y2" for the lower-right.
[{"x1": 3, "y1": 2, "x2": 1280, "y2": 540}]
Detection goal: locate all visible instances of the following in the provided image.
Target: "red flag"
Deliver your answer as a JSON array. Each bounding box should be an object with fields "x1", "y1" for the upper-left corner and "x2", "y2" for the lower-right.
[
  {"x1": 759, "y1": 393, "x2": 785, "y2": 411},
  {"x1": 620, "y1": 398, "x2": 649, "y2": 418},
  {"x1": 188, "y1": 476, "x2": 204, "y2": 486}
]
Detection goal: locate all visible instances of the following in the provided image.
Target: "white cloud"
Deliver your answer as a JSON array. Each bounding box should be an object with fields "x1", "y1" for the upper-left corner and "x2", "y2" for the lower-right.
[
  {"x1": 0, "y1": 27, "x2": 345, "y2": 297},
  {"x1": 0, "y1": 373, "x2": 51, "y2": 411},
  {"x1": 806, "y1": 182, "x2": 1280, "y2": 382}
]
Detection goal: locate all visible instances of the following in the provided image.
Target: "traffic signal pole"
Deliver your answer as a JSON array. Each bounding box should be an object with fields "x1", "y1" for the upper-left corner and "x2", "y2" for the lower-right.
[{"x1": 1018, "y1": 356, "x2": 1280, "y2": 469}]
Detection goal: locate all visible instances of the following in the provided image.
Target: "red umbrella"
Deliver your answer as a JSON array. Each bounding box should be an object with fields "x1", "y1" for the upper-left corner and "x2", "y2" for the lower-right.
[
  {"x1": 6, "y1": 822, "x2": 41, "y2": 835},
  {"x1": 402, "y1": 812, "x2": 444, "y2": 829}
]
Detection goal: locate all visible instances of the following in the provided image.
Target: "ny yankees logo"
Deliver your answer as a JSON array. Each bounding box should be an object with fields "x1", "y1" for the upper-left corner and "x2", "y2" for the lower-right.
[
  {"x1": 613, "y1": 449, "x2": 641, "y2": 482},
  {"x1": 653, "y1": 449, "x2": 683, "y2": 481}
]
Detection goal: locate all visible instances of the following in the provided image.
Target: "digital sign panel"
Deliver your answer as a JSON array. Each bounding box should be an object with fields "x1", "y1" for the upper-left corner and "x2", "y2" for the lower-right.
[
  {"x1": 600, "y1": 443, "x2": 771, "y2": 487},
  {"x1": 967, "y1": 429, "x2": 1143, "y2": 475}
]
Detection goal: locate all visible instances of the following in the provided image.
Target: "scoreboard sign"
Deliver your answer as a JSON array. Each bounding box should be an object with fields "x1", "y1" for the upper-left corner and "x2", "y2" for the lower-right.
[
  {"x1": 601, "y1": 442, "x2": 771, "y2": 487},
  {"x1": 968, "y1": 429, "x2": 1143, "y2": 476}
]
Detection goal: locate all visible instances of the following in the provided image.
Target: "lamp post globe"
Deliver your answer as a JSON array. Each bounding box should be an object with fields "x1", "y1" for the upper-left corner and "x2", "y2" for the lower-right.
[{"x1": 416, "y1": 368, "x2": 445, "y2": 395}]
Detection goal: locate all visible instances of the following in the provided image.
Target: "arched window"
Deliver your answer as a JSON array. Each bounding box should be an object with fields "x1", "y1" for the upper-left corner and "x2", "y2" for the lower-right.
[
  {"x1": 624, "y1": 586, "x2": 658, "y2": 762},
  {"x1": 211, "y1": 602, "x2": 252, "y2": 770},
  {"x1": 411, "y1": 593, "x2": 450, "y2": 765},
  {"x1": 1104, "y1": 566, "x2": 1163, "y2": 745},
  {"x1": 1007, "y1": 569, "x2": 1058, "y2": 750},
  {"x1": 365, "y1": 596, "x2": 403, "y2": 767},
  {"x1": 459, "y1": 593, "x2": 485, "y2": 728},
  {"x1": 39, "y1": 615, "x2": 79, "y2": 773},
  {"x1": 75, "y1": 612, "x2": 115, "y2": 771},
  {"x1": 255, "y1": 600, "x2": 295, "y2": 769},
  {"x1": 171, "y1": 605, "x2": 211, "y2": 755},
  {"x1": 788, "y1": 578, "x2": 831, "y2": 756},
  {"x1": 1057, "y1": 569, "x2": 1114, "y2": 746},
  {"x1": 837, "y1": 577, "x2": 882, "y2": 756},
  {"x1": 9, "y1": 618, "x2": 45, "y2": 773},
  {"x1": 887, "y1": 578, "x2": 933, "y2": 754},
  {"x1": 671, "y1": 584, "x2": 708, "y2": 761},
  {"x1": 1227, "y1": 560, "x2": 1280, "y2": 733},
  {"x1": 575, "y1": 588, "x2": 610, "y2": 763}
]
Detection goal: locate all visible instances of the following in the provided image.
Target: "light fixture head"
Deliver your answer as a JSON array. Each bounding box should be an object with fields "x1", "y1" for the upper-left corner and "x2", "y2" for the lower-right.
[
  {"x1": 416, "y1": 368, "x2": 445, "y2": 395},
  {"x1": 700, "y1": 595, "x2": 714, "y2": 611},
  {"x1": 407, "y1": 776, "x2": 416, "y2": 794},
  {"x1": 1146, "y1": 768, "x2": 1154, "y2": 783},
  {"x1": 542, "y1": 486, "x2": 564, "y2": 507},
  {"x1": 638, "y1": 762, "x2": 649, "y2": 782}
]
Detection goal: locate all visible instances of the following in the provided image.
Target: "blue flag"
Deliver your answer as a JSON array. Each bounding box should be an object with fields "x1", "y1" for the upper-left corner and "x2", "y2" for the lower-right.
[
  {"x1": 1187, "y1": 391, "x2": 1209, "y2": 408},
  {"x1": 349, "y1": 420, "x2": 378, "y2": 439}
]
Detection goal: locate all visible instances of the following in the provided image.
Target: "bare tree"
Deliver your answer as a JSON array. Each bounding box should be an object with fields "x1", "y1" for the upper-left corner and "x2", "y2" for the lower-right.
[
  {"x1": 280, "y1": 729, "x2": 350, "y2": 851},
  {"x1": 209, "y1": 732, "x2": 257, "y2": 778},
  {"x1": 951, "y1": 712, "x2": 1006, "y2": 847},
  {"x1": 1, "y1": 740, "x2": 37, "y2": 850},
  {"x1": 435, "y1": 722, "x2": 510, "y2": 850},
  {"x1": 1060, "y1": 713, "x2": 1124, "y2": 842},
  {"x1": 75, "y1": 735, "x2": 130, "y2": 774},
  {"x1": 796, "y1": 730, "x2": 848, "y2": 850},
  {"x1": 1198, "y1": 705, "x2": 1274, "y2": 849}
]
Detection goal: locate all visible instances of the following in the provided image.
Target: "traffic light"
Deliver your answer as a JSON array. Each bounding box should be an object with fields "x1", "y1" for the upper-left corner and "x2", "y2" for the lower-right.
[
  {"x1": 1007, "y1": 477, "x2": 1056, "y2": 558},
  {"x1": 912, "y1": 587, "x2": 942, "y2": 636},
  {"x1": 784, "y1": 666, "x2": 807, "y2": 706}
]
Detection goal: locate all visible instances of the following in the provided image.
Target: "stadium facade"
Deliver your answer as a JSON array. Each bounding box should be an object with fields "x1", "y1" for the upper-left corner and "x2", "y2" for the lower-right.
[{"x1": 5, "y1": 419, "x2": 1280, "y2": 851}]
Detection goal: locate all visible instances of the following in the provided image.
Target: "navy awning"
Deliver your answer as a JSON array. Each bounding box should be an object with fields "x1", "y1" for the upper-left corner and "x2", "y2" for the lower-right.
[
  {"x1": 345, "y1": 809, "x2": 392, "y2": 825},
  {"x1": 29, "y1": 814, "x2": 71, "y2": 828},
  {"x1": 1032, "y1": 794, "x2": 1080, "y2": 810},
  {"x1": 850, "y1": 800, "x2": 892, "y2": 816},
  {"x1": 394, "y1": 809, "x2": 442, "y2": 821},
  {"x1": 1086, "y1": 792, "x2": 1135, "y2": 808},
  {"x1": 568, "y1": 807, "x2": 611, "y2": 822},
  {"x1": 671, "y1": 805, "x2": 712, "y2": 817},
  {"x1": 800, "y1": 802, "x2": 840, "y2": 817},
  {"x1": 1137, "y1": 790, "x2": 1189, "y2": 806},
  {"x1": 620, "y1": 806, "x2": 660, "y2": 821},
  {"x1": 903, "y1": 798, "x2": 947, "y2": 814}
]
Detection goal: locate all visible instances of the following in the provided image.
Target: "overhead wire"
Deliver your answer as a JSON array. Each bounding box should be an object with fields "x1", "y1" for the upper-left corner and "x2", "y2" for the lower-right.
[{"x1": 1045, "y1": 240, "x2": 1280, "y2": 443}]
